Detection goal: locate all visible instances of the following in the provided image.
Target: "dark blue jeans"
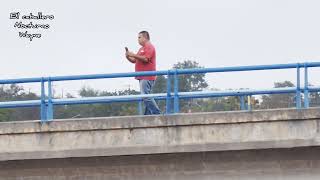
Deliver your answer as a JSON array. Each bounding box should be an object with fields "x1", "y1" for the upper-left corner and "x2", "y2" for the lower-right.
[{"x1": 139, "y1": 80, "x2": 161, "y2": 115}]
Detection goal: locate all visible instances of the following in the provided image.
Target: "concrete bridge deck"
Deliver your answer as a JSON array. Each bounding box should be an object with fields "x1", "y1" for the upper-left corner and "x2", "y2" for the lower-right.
[{"x1": 0, "y1": 108, "x2": 320, "y2": 179}]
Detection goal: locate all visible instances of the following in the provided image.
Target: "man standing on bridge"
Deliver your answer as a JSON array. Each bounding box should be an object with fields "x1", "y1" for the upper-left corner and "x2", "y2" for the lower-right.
[{"x1": 125, "y1": 31, "x2": 161, "y2": 115}]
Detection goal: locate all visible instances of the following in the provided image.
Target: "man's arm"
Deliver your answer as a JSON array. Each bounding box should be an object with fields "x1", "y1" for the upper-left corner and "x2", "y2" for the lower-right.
[
  {"x1": 126, "y1": 55, "x2": 136, "y2": 63},
  {"x1": 126, "y1": 52, "x2": 149, "y2": 63}
]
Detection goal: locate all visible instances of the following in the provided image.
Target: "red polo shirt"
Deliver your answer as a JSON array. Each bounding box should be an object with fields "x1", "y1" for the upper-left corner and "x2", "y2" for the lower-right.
[{"x1": 135, "y1": 42, "x2": 157, "y2": 80}]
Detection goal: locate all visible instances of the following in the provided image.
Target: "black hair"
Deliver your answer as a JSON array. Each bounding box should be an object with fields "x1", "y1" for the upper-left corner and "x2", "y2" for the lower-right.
[{"x1": 139, "y1": 31, "x2": 150, "y2": 40}]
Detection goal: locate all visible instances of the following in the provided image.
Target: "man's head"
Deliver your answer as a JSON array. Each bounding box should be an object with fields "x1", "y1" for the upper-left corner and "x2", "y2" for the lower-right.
[{"x1": 138, "y1": 31, "x2": 150, "y2": 46}]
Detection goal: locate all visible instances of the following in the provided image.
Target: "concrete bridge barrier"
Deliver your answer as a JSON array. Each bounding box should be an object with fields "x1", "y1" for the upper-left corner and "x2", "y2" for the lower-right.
[{"x1": 0, "y1": 107, "x2": 320, "y2": 179}]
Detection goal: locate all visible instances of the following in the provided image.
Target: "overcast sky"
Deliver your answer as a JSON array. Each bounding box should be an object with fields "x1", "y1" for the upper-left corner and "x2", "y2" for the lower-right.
[{"x1": 0, "y1": 0, "x2": 319, "y2": 96}]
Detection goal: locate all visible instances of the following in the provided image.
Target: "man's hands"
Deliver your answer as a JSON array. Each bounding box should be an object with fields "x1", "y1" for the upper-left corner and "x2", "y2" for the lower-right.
[
  {"x1": 125, "y1": 48, "x2": 149, "y2": 63},
  {"x1": 125, "y1": 47, "x2": 136, "y2": 63},
  {"x1": 126, "y1": 51, "x2": 136, "y2": 57}
]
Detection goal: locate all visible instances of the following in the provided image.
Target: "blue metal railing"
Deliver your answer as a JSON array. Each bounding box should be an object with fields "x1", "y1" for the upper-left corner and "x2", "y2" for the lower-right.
[{"x1": 0, "y1": 62, "x2": 319, "y2": 122}]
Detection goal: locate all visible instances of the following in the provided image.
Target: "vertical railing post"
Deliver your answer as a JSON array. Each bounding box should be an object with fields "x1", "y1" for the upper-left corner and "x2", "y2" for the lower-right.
[
  {"x1": 40, "y1": 78, "x2": 47, "y2": 122},
  {"x1": 304, "y1": 63, "x2": 309, "y2": 108},
  {"x1": 247, "y1": 95, "x2": 252, "y2": 111},
  {"x1": 47, "y1": 78, "x2": 53, "y2": 120},
  {"x1": 173, "y1": 69, "x2": 179, "y2": 113},
  {"x1": 138, "y1": 79, "x2": 143, "y2": 115},
  {"x1": 296, "y1": 64, "x2": 302, "y2": 109},
  {"x1": 166, "y1": 70, "x2": 172, "y2": 114},
  {"x1": 240, "y1": 96, "x2": 246, "y2": 110}
]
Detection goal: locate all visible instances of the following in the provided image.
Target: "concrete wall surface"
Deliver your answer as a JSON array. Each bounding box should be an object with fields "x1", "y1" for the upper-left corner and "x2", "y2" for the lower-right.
[
  {"x1": 0, "y1": 108, "x2": 319, "y2": 161},
  {"x1": 1, "y1": 147, "x2": 320, "y2": 180}
]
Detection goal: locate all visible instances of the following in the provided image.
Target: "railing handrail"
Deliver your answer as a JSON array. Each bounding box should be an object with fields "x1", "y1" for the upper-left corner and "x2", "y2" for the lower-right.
[
  {"x1": 1, "y1": 62, "x2": 320, "y2": 84},
  {"x1": 0, "y1": 62, "x2": 319, "y2": 122}
]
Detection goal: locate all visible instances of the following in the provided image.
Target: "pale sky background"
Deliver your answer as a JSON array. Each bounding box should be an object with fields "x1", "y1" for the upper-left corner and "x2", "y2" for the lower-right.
[{"x1": 0, "y1": 0, "x2": 319, "y2": 97}]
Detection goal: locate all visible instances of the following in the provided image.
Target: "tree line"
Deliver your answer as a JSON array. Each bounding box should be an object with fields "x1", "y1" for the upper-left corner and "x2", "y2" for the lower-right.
[{"x1": 0, "y1": 60, "x2": 319, "y2": 122}]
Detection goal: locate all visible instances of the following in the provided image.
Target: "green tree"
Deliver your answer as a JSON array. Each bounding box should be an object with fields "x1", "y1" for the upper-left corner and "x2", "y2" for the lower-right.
[
  {"x1": 260, "y1": 81, "x2": 295, "y2": 109},
  {"x1": 153, "y1": 60, "x2": 209, "y2": 113},
  {"x1": 198, "y1": 96, "x2": 241, "y2": 112},
  {"x1": 0, "y1": 84, "x2": 40, "y2": 121},
  {"x1": 308, "y1": 84, "x2": 320, "y2": 107},
  {"x1": 54, "y1": 87, "x2": 141, "y2": 119},
  {"x1": 173, "y1": 60, "x2": 208, "y2": 92},
  {"x1": 0, "y1": 109, "x2": 11, "y2": 122},
  {"x1": 79, "y1": 86, "x2": 99, "y2": 97},
  {"x1": 310, "y1": 91, "x2": 320, "y2": 107}
]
